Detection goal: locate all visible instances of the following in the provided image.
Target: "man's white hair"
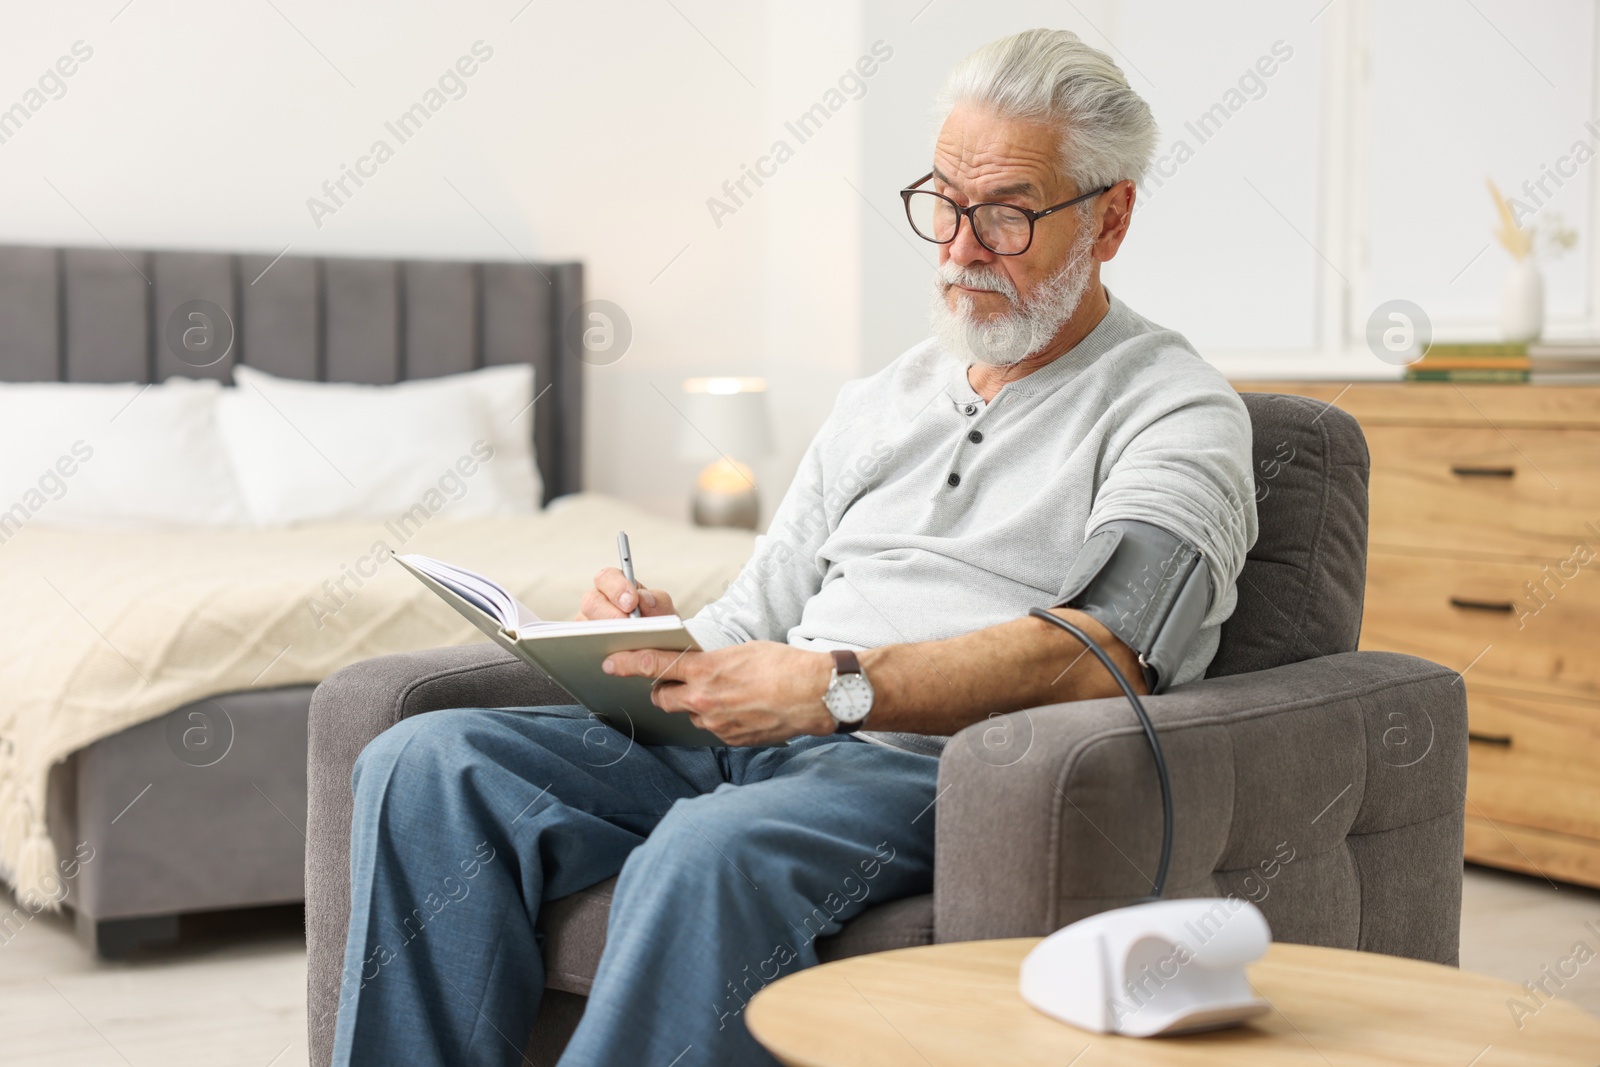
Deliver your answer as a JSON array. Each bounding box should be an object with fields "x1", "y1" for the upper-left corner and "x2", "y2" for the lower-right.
[{"x1": 936, "y1": 28, "x2": 1158, "y2": 193}]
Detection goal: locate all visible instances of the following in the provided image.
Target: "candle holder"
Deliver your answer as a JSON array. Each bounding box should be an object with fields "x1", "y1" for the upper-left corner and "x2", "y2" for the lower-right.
[{"x1": 677, "y1": 377, "x2": 772, "y2": 531}]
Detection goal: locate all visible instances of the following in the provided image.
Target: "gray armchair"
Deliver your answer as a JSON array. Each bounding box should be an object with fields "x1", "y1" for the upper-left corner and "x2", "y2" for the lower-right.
[{"x1": 305, "y1": 393, "x2": 1467, "y2": 1065}]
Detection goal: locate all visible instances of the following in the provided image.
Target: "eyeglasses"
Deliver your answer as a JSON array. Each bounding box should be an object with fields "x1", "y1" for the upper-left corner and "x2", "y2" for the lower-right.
[{"x1": 899, "y1": 172, "x2": 1109, "y2": 256}]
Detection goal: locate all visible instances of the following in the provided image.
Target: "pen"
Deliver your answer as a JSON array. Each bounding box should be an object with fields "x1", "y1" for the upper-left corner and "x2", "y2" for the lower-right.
[{"x1": 616, "y1": 530, "x2": 641, "y2": 618}]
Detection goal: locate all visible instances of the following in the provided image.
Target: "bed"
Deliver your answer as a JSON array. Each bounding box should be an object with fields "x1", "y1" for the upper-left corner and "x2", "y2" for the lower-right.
[{"x1": 0, "y1": 244, "x2": 758, "y2": 954}]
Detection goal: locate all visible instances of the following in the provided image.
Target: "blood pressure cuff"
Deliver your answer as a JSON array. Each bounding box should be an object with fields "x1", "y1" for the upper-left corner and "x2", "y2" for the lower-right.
[{"x1": 1052, "y1": 520, "x2": 1213, "y2": 694}]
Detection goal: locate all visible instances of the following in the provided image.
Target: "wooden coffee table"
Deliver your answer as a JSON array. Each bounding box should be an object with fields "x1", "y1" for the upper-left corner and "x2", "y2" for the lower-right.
[{"x1": 745, "y1": 938, "x2": 1600, "y2": 1066}]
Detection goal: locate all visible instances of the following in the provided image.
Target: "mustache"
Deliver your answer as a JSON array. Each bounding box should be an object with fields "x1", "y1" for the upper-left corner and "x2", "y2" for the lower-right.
[{"x1": 937, "y1": 262, "x2": 1019, "y2": 304}]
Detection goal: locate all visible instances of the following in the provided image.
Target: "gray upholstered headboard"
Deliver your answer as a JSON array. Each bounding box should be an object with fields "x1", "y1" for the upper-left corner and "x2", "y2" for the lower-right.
[{"x1": 0, "y1": 244, "x2": 584, "y2": 503}]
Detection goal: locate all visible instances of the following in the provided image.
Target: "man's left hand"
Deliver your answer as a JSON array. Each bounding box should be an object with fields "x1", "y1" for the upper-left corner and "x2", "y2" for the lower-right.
[{"x1": 602, "y1": 642, "x2": 836, "y2": 746}]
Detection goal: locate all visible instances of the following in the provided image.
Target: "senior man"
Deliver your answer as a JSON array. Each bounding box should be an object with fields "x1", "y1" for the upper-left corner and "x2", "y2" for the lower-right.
[{"x1": 332, "y1": 26, "x2": 1256, "y2": 1067}]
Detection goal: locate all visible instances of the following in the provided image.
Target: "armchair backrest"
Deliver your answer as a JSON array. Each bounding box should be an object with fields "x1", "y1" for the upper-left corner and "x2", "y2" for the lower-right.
[{"x1": 1206, "y1": 392, "x2": 1370, "y2": 679}]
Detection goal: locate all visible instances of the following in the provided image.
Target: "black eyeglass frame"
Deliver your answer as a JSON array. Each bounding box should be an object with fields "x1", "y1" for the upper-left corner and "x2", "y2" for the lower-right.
[{"x1": 899, "y1": 171, "x2": 1111, "y2": 256}]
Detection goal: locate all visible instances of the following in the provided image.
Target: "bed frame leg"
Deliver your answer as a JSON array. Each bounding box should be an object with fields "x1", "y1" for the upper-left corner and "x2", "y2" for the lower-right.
[{"x1": 75, "y1": 909, "x2": 180, "y2": 958}]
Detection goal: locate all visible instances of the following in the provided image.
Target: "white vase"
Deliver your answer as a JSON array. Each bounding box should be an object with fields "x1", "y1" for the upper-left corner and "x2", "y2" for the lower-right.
[{"x1": 1501, "y1": 258, "x2": 1545, "y2": 342}]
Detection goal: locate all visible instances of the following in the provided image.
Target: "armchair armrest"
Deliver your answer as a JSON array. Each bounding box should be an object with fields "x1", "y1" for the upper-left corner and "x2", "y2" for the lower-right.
[
  {"x1": 933, "y1": 651, "x2": 1467, "y2": 965},
  {"x1": 306, "y1": 643, "x2": 571, "y2": 1064}
]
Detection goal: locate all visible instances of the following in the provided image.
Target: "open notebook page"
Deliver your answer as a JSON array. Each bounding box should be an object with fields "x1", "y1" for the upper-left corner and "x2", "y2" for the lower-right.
[
  {"x1": 400, "y1": 556, "x2": 688, "y2": 639},
  {"x1": 399, "y1": 555, "x2": 541, "y2": 631},
  {"x1": 399, "y1": 554, "x2": 686, "y2": 640}
]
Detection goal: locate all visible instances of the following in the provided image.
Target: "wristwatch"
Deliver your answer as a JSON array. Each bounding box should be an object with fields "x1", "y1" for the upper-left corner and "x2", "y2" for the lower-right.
[{"x1": 823, "y1": 650, "x2": 874, "y2": 733}]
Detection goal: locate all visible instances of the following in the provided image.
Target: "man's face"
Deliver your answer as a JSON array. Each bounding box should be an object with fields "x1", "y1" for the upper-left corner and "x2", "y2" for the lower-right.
[{"x1": 931, "y1": 103, "x2": 1093, "y2": 319}]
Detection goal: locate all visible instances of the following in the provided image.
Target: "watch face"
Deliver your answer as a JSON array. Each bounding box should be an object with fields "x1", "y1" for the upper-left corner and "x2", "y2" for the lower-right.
[{"x1": 825, "y1": 673, "x2": 873, "y2": 723}]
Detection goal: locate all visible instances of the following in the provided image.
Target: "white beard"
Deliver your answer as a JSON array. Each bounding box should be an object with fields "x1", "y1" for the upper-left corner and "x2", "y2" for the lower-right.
[{"x1": 928, "y1": 228, "x2": 1097, "y2": 368}]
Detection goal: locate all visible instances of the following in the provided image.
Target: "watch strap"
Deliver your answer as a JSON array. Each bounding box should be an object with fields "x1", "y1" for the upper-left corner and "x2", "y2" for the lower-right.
[{"x1": 829, "y1": 649, "x2": 866, "y2": 733}]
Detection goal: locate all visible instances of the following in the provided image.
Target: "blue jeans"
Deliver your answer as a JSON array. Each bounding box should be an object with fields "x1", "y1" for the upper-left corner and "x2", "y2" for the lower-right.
[{"x1": 330, "y1": 706, "x2": 940, "y2": 1066}]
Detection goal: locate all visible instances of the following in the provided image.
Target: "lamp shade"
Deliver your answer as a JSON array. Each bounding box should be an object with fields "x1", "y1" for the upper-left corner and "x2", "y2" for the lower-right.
[{"x1": 676, "y1": 377, "x2": 775, "y2": 463}]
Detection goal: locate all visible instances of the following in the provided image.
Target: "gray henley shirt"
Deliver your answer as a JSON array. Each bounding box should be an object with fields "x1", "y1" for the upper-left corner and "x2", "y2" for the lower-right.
[{"x1": 684, "y1": 292, "x2": 1258, "y2": 754}]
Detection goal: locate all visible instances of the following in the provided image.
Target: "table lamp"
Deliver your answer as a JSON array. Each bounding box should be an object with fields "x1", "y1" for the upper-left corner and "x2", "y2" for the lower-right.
[{"x1": 677, "y1": 376, "x2": 773, "y2": 529}]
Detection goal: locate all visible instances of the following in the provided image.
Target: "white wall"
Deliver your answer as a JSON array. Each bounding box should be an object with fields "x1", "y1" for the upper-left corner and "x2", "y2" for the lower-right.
[
  {"x1": 0, "y1": 0, "x2": 846, "y2": 524},
  {"x1": 756, "y1": 0, "x2": 866, "y2": 504},
  {"x1": 1364, "y1": 0, "x2": 1598, "y2": 335}
]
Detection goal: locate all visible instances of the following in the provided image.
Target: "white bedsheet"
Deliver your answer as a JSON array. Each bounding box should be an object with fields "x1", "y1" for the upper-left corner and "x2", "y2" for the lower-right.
[{"x1": 0, "y1": 494, "x2": 755, "y2": 903}]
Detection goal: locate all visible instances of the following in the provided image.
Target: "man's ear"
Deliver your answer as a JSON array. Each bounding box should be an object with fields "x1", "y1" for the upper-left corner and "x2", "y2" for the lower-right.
[{"x1": 1093, "y1": 180, "x2": 1137, "y2": 262}]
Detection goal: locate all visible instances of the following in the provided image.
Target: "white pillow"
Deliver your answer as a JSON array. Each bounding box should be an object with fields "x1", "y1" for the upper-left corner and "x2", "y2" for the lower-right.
[
  {"x1": 0, "y1": 378, "x2": 252, "y2": 530},
  {"x1": 220, "y1": 364, "x2": 542, "y2": 525}
]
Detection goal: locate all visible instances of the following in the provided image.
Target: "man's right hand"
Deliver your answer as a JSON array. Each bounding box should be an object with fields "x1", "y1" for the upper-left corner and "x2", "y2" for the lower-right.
[{"x1": 578, "y1": 567, "x2": 678, "y2": 620}]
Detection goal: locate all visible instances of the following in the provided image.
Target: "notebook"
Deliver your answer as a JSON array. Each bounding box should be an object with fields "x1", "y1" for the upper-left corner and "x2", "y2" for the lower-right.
[{"x1": 398, "y1": 553, "x2": 725, "y2": 746}]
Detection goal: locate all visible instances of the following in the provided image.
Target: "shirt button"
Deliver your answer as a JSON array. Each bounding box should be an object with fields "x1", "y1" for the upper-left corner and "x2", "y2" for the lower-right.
[
  {"x1": 947, "y1": 472, "x2": 961, "y2": 487},
  {"x1": 963, "y1": 404, "x2": 977, "y2": 416},
  {"x1": 968, "y1": 430, "x2": 983, "y2": 444}
]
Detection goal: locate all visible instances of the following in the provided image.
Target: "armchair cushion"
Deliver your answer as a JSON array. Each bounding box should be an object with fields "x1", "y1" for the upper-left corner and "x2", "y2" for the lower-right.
[{"x1": 1208, "y1": 392, "x2": 1371, "y2": 679}]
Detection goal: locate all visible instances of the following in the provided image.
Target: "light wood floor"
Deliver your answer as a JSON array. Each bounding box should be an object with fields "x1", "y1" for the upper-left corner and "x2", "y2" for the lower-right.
[
  {"x1": 0, "y1": 864, "x2": 1596, "y2": 1065},
  {"x1": 0, "y1": 903, "x2": 309, "y2": 1067}
]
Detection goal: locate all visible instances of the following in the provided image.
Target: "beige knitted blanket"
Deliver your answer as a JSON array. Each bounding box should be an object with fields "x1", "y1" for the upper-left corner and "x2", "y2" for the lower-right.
[{"x1": 0, "y1": 494, "x2": 755, "y2": 904}]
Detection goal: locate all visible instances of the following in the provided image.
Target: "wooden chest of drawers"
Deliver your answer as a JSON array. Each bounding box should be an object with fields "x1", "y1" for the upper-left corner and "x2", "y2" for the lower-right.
[{"x1": 1237, "y1": 381, "x2": 1600, "y2": 888}]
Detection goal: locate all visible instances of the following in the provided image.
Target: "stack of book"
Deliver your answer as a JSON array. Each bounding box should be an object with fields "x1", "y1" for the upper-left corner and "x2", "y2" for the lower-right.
[
  {"x1": 1525, "y1": 342, "x2": 1600, "y2": 384},
  {"x1": 1405, "y1": 341, "x2": 1600, "y2": 384}
]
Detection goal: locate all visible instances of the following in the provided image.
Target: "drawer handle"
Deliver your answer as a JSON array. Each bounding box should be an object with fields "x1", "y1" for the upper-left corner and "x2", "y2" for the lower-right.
[
  {"x1": 1468, "y1": 732, "x2": 1513, "y2": 747},
  {"x1": 1448, "y1": 596, "x2": 1516, "y2": 613},
  {"x1": 1450, "y1": 465, "x2": 1515, "y2": 478}
]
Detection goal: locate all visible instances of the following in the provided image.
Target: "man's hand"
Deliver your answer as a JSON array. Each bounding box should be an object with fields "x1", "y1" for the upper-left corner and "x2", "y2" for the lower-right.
[
  {"x1": 602, "y1": 642, "x2": 835, "y2": 746},
  {"x1": 578, "y1": 567, "x2": 678, "y2": 620}
]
